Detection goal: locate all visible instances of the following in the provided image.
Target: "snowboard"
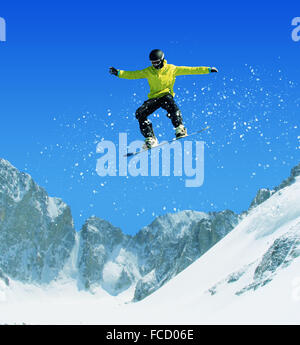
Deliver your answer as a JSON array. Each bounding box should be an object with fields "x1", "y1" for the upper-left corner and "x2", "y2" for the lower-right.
[{"x1": 124, "y1": 126, "x2": 210, "y2": 157}]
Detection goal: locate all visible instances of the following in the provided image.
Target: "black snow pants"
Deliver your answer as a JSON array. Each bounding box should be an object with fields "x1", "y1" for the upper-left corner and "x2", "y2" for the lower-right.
[{"x1": 135, "y1": 93, "x2": 183, "y2": 138}]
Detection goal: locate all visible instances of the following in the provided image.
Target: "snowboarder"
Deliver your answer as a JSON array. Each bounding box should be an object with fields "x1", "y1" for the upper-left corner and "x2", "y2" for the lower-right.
[{"x1": 109, "y1": 49, "x2": 218, "y2": 149}]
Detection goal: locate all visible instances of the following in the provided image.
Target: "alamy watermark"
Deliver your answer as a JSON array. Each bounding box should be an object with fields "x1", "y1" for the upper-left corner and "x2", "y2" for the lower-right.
[
  {"x1": 96, "y1": 133, "x2": 205, "y2": 188},
  {"x1": 0, "y1": 17, "x2": 6, "y2": 42},
  {"x1": 291, "y1": 17, "x2": 300, "y2": 42}
]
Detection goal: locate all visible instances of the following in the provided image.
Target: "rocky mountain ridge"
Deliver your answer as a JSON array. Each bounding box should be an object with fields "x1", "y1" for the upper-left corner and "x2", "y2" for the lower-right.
[{"x1": 0, "y1": 158, "x2": 299, "y2": 301}]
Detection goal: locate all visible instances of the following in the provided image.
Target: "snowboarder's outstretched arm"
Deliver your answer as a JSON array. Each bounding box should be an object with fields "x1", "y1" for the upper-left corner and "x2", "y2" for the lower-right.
[
  {"x1": 109, "y1": 66, "x2": 147, "y2": 79},
  {"x1": 109, "y1": 67, "x2": 119, "y2": 76},
  {"x1": 175, "y1": 66, "x2": 218, "y2": 76}
]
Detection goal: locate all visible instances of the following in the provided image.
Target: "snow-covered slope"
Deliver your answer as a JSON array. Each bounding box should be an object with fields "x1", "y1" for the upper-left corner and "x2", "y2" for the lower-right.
[{"x1": 130, "y1": 173, "x2": 300, "y2": 324}]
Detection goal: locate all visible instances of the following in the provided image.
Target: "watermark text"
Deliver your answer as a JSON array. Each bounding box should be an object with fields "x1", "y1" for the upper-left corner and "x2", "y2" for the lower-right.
[
  {"x1": 0, "y1": 17, "x2": 6, "y2": 42},
  {"x1": 96, "y1": 133, "x2": 205, "y2": 188},
  {"x1": 291, "y1": 17, "x2": 300, "y2": 42}
]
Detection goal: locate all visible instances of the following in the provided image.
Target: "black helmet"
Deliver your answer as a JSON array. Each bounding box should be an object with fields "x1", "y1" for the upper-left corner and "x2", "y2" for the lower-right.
[
  {"x1": 149, "y1": 49, "x2": 164, "y2": 61},
  {"x1": 149, "y1": 49, "x2": 165, "y2": 69}
]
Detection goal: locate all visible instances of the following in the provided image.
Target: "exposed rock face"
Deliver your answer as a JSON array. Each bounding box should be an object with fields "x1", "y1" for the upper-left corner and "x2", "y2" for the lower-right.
[
  {"x1": 216, "y1": 227, "x2": 300, "y2": 297},
  {"x1": 76, "y1": 210, "x2": 239, "y2": 300},
  {"x1": 77, "y1": 217, "x2": 133, "y2": 294}
]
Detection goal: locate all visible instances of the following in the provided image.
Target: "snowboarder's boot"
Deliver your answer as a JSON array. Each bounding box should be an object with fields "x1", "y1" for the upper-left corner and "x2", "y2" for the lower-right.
[
  {"x1": 175, "y1": 124, "x2": 187, "y2": 139},
  {"x1": 142, "y1": 136, "x2": 159, "y2": 150}
]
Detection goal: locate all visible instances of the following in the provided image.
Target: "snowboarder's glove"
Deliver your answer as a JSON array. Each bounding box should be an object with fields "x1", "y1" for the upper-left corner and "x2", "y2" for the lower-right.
[
  {"x1": 210, "y1": 67, "x2": 218, "y2": 73},
  {"x1": 109, "y1": 67, "x2": 119, "y2": 76}
]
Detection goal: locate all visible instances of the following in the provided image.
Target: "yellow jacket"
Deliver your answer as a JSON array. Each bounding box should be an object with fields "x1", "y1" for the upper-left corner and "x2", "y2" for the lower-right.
[{"x1": 118, "y1": 60, "x2": 211, "y2": 99}]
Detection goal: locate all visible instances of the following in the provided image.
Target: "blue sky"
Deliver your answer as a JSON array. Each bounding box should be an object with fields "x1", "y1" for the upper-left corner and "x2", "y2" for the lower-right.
[{"x1": 1, "y1": 1, "x2": 299, "y2": 234}]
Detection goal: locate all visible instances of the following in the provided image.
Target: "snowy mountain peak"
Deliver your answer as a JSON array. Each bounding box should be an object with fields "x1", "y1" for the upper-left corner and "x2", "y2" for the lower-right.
[
  {"x1": 82, "y1": 216, "x2": 126, "y2": 240},
  {"x1": 138, "y1": 210, "x2": 209, "y2": 237},
  {"x1": 0, "y1": 159, "x2": 76, "y2": 284},
  {"x1": 0, "y1": 158, "x2": 32, "y2": 203},
  {"x1": 274, "y1": 162, "x2": 300, "y2": 192},
  {"x1": 248, "y1": 162, "x2": 300, "y2": 211}
]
